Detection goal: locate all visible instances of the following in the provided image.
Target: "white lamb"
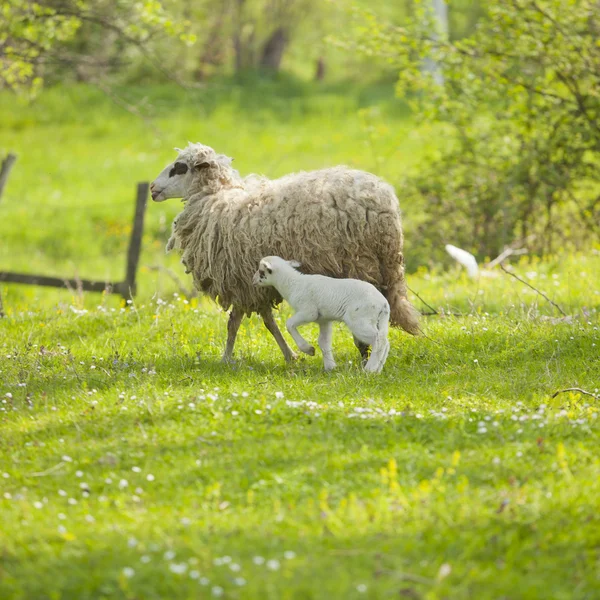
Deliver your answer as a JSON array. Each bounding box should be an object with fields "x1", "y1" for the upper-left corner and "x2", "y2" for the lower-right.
[{"x1": 253, "y1": 256, "x2": 391, "y2": 373}]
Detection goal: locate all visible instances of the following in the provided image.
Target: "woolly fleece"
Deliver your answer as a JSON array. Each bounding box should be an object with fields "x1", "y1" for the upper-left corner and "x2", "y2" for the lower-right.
[{"x1": 166, "y1": 143, "x2": 420, "y2": 335}]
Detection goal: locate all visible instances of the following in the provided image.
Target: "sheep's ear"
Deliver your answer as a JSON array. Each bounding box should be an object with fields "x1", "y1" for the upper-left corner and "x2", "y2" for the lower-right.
[
  {"x1": 262, "y1": 260, "x2": 272, "y2": 273},
  {"x1": 194, "y1": 160, "x2": 213, "y2": 171},
  {"x1": 288, "y1": 260, "x2": 301, "y2": 269},
  {"x1": 216, "y1": 153, "x2": 234, "y2": 167}
]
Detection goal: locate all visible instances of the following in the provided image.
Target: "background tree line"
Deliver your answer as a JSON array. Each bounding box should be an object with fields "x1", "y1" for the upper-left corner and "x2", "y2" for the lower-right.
[
  {"x1": 1, "y1": 0, "x2": 483, "y2": 89},
  {"x1": 2, "y1": 0, "x2": 598, "y2": 265}
]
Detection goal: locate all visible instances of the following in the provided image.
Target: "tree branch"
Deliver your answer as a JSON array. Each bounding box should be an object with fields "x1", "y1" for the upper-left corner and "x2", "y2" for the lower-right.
[
  {"x1": 500, "y1": 264, "x2": 567, "y2": 316},
  {"x1": 407, "y1": 285, "x2": 438, "y2": 315},
  {"x1": 552, "y1": 387, "x2": 599, "y2": 400}
]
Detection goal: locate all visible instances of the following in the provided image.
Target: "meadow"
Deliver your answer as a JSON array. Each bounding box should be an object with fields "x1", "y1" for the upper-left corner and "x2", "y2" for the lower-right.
[{"x1": 1, "y1": 81, "x2": 599, "y2": 599}]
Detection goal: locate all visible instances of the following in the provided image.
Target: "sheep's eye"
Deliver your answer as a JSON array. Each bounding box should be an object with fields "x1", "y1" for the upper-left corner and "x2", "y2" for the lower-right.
[{"x1": 169, "y1": 162, "x2": 188, "y2": 178}]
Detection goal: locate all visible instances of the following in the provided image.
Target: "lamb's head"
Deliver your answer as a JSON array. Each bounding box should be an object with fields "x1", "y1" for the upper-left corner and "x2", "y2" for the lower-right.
[
  {"x1": 150, "y1": 142, "x2": 237, "y2": 202},
  {"x1": 253, "y1": 256, "x2": 301, "y2": 286}
]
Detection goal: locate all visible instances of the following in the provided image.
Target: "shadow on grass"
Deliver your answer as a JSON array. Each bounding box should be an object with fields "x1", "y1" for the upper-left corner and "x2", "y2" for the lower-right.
[{"x1": 2, "y1": 488, "x2": 599, "y2": 600}]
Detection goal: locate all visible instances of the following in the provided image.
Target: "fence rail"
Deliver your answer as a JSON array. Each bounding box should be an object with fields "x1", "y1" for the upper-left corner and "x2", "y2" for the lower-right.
[{"x1": 0, "y1": 181, "x2": 149, "y2": 313}]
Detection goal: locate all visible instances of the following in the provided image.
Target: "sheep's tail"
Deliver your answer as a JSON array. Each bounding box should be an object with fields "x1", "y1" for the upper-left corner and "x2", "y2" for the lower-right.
[
  {"x1": 386, "y1": 264, "x2": 420, "y2": 335},
  {"x1": 390, "y1": 292, "x2": 420, "y2": 336},
  {"x1": 379, "y1": 218, "x2": 420, "y2": 335}
]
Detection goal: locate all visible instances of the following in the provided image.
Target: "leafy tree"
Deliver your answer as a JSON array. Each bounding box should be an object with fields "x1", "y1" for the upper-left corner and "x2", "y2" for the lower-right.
[
  {"x1": 353, "y1": 0, "x2": 600, "y2": 263},
  {"x1": 0, "y1": 0, "x2": 195, "y2": 94}
]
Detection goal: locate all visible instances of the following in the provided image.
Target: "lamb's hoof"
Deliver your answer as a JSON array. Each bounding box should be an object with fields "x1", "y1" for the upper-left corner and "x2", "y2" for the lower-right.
[
  {"x1": 303, "y1": 346, "x2": 316, "y2": 356},
  {"x1": 324, "y1": 364, "x2": 337, "y2": 372},
  {"x1": 221, "y1": 355, "x2": 237, "y2": 366}
]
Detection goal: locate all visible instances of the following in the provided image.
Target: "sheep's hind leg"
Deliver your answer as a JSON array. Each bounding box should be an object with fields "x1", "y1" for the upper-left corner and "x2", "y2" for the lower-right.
[
  {"x1": 286, "y1": 313, "x2": 316, "y2": 356},
  {"x1": 352, "y1": 336, "x2": 370, "y2": 366},
  {"x1": 318, "y1": 321, "x2": 336, "y2": 371},
  {"x1": 348, "y1": 320, "x2": 383, "y2": 374},
  {"x1": 222, "y1": 308, "x2": 244, "y2": 364},
  {"x1": 260, "y1": 309, "x2": 298, "y2": 363}
]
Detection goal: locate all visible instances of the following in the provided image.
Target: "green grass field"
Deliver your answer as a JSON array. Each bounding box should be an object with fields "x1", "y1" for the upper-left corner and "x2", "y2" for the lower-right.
[{"x1": 1, "y1": 82, "x2": 600, "y2": 599}]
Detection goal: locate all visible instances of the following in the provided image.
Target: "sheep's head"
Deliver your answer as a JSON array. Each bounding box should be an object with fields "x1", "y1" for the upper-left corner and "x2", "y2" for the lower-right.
[
  {"x1": 150, "y1": 143, "x2": 235, "y2": 202},
  {"x1": 253, "y1": 256, "x2": 301, "y2": 286}
]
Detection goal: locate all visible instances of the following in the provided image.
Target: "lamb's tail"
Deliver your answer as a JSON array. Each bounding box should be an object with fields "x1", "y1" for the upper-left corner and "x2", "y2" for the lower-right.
[{"x1": 379, "y1": 216, "x2": 420, "y2": 335}]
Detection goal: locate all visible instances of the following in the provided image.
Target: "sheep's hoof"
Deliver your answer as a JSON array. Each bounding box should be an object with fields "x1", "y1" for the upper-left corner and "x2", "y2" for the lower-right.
[
  {"x1": 303, "y1": 346, "x2": 316, "y2": 356},
  {"x1": 323, "y1": 364, "x2": 337, "y2": 372},
  {"x1": 221, "y1": 355, "x2": 237, "y2": 366},
  {"x1": 285, "y1": 351, "x2": 300, "y2": 363}
]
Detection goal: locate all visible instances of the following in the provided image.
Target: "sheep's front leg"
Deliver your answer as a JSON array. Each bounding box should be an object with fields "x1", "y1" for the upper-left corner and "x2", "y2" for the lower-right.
[
  {"x1": 260, "y1": 309, "x2": 298, "y2": 363},
  {"x1": 222, "y1": 308, "x2": 244, "y2": 364},
  {"x1": 286, "y1": 313, "x2": 315, "y2": 356},
  {"x1": 318, "y1": 321, "x2": 336, "y2": 371}
]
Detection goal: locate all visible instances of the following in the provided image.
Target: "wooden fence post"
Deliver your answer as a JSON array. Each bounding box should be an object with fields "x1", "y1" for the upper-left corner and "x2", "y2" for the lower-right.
[
  {"x1": 0, "y1": 152, "x2": 17, "y2": 316},
  {"x1": 0, "y1": 153, "x2": 17, "y2": 203},
  {"x1": 122, "y1": 182, "x2": 149, "y2": 300},
  {"x1": 0, "y1": 179, "x2": 149, "y2": 310}
]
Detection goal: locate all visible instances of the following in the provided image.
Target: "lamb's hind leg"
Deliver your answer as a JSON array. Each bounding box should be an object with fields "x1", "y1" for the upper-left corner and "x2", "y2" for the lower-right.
[
  {"x1": 222, "y1": 308, "x2": 244, "y2": 364},
  {"x1": 348, "y1": 319, "x2": 384, "y2": 374},
  {"x1": 261, "y1": 309, "x2": 298, "y2": 363},
  {"x1": 364, "y1": 318, "x2": 390, "y2": 374},
  {"x1": 352, "y1": 336, "x2": 370, "y2": 366}
]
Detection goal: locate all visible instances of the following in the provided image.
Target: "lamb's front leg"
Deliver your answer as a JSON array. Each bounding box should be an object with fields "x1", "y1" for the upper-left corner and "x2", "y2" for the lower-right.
[
  {"x1": 222, "y1": 308, "x2": 244, "y2": 364},
  {"x1": 318, "y1": 321, "x2": 336, "y2": 371},
  {"x1": 286, "y1": 313, "x2": 316, "y2": 356},
  {"x1": 260, "y1": 309, "x2": 298, "y2": 363}
]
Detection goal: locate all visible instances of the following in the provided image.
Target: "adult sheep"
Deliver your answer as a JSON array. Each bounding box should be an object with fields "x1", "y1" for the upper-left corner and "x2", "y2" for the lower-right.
[{"x1": 150, "y1": 142, "x2": 419, "y2": 363}]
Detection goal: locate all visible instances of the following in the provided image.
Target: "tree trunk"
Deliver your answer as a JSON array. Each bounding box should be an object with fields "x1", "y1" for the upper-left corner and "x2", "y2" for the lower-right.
[
  {"x1": 314, "y1": 56, "x2": 326, "y2": 81},
  {"x1": 423, "y1": 0, "x2": 448, "y2": 85},
  {"x1": 233, "y1": 0, "x2": 246, "y2": 73},
  {"x1": 259, "y1": 27, "x2": 288, "y2": 71},
  {"x1": 196, "y1": 6, "x2": 228, "y2": 80}
]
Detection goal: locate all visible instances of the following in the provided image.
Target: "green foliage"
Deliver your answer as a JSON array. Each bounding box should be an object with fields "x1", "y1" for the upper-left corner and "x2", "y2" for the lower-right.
[
  {"x1": 0, "y1": 254, "x2": 599, "y2": 599},
  {"x1": 0, "y1": 0, "x2": 191, "y2": 93},
  {"x1": 353, "y1": 0, "x2": 600, "y2": 262}
]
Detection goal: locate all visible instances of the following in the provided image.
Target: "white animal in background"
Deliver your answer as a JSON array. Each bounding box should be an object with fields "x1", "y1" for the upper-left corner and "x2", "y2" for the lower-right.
[
  {"x1": 445, "y1": 244, "x2": 479, "y2": 278},
  {"x1": 253, "y1": 256, "x2": 391, "y2": 374}
]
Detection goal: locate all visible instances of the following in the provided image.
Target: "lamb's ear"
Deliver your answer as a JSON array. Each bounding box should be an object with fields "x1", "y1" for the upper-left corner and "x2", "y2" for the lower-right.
[{"x1": 287, "y1": 260, "x2": 301, "y2": 269}]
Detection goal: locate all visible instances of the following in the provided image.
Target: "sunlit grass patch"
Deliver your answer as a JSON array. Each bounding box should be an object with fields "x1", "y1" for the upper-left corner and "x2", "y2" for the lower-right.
[{"x1": 1, "y1": 252, "x2": 599, "y2": 599}]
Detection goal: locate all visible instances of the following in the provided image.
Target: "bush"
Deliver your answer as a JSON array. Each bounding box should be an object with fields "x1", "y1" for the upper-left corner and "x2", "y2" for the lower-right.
[{"x1": 354, "y1": 0, "x2": 600, "y2": 262}]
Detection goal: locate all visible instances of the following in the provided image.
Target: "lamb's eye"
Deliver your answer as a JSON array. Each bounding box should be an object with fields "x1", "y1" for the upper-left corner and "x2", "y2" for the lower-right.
[{"x1": 169, "y1": 162, "x2": 188, "y2": 178}]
